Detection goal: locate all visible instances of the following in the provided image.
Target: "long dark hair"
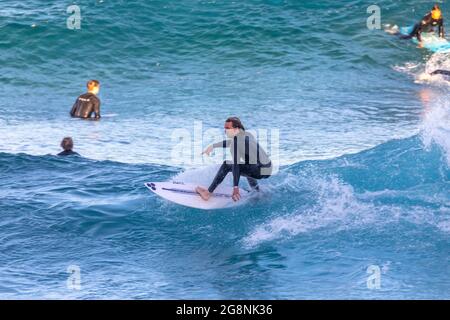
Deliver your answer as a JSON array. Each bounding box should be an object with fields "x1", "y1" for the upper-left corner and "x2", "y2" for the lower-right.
[{"x1": 226, "y1": 117, "x2": 245, "y2": 130}]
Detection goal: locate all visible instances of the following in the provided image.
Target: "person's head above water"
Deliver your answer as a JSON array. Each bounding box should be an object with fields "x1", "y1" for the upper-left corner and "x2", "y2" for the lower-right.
[
  {"x1": 224, "y1": 117, "x2": 245, "y2": 138},
  {"x1": 432, "y1": 4, "x2": 442, "y2": 20},
  {"x1": 60, "y1": 137, "x2": 74, "y2": 151},
  {"x1": 87, "y1": 79, "x2": 100, "y2": 95}
]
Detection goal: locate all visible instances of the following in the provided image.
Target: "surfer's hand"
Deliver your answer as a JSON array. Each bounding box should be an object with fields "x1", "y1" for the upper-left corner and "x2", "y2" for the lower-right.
[
  {"x1": 202, "y1": 145, "x2": 214, "y2": 156},
  {"x1": 232, "y1": 187, "x2": 240, "y2": 202},
  {"x1": 418, "y1": 42, "x2": 424, "y2": 48}
]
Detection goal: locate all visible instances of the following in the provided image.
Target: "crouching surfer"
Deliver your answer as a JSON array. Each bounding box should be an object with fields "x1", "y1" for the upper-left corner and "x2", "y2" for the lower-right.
[
  {"x1": 402, "y1": 4, "x2": 445, "y2": 48},
  {"x1": 196, "y1": 117, "x2": 272, "y2": 202}
]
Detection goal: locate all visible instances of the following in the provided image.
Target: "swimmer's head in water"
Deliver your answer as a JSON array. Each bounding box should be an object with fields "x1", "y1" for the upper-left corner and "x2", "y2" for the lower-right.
[
  {"x1": 87, "y1": 80, "x2": 100, "y2": 95},
  {"x1": 61, "y1": 137, "x2": 74, "y2": 151},
  {"x1": 225, "y1": 117, "x2": 245, "y2": 138},
  {"x1": 432, "y1": 4, "x2": 442, "y2": 20}
]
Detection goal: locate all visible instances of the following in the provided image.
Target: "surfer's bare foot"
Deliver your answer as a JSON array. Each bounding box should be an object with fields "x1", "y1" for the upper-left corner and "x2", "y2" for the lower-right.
[{"x1": 195, "y1": 186, "x2": 211, "y2": 201}]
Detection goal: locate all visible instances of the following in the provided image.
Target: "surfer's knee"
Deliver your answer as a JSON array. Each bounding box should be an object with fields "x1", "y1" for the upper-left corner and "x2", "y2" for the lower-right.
[
  {"x1": 221, "y1": 161, "x2": 233, "y2": 171},
  {"x1": 247, "y1": 177, "x2": 260, "y2": 191}
]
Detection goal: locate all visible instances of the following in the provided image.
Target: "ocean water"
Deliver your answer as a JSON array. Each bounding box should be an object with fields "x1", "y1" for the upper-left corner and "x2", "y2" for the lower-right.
[{"x1": 0, "y1": 0, "x2": 449, "y2": 299}]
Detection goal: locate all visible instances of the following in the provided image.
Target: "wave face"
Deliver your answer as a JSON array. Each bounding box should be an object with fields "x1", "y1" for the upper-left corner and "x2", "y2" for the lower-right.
[
  {"x1": 1, "y1": 124, "x2": 448, "y2": 299},
  {"x1": 0, "y1": 0, "x2": 449, "y2": 299}
]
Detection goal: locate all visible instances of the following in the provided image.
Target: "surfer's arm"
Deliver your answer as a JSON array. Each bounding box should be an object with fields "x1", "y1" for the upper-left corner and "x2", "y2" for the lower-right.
[
  {"x1": 416, "y1": 24, "x2": 424, "y2": 42},
  {"x1": 232, "y1": 138, "x2": 240, "y2": 188},
  {"x1": 70, "y1": 99, "x2": 78, "y2": 117},
  {"x1": 212, "y1": 140, "x2": 231, "y2": 148},
  {"x1": 422, "y1": 13, "x2": 432, "y2": 26},
  {"x1": 439, "y1": 20, "x2": 445, "y2": 38},
  {"x1": 202, "y1": 140, "x2": 230, "y2": 156},
  {"x1": 414, "y1": 13, "x2": 433, "y2": 43},
  {"x1": 93, "y1": 99, "x2": 101, "y2": 119}
]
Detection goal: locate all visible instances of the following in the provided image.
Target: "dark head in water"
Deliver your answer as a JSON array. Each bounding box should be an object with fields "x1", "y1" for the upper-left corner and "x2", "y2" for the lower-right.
[
  {"x1": 61, "y1": 137, "x2": 73, "y2": 151},
  {"x1": 87, "y1": 79, "x2": 100, "y2": 95},
  {"x1": 225, "y1": 117, "x2": 245, "y2": 138},
  {"x1": 58, "y1": 137, "x2": 79, "y2": 156}
]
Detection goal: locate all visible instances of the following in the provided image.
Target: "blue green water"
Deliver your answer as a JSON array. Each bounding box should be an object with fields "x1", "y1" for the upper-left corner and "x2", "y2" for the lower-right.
[{"x1": 0, "y1": 0, "x2": 449, "y2": 299}]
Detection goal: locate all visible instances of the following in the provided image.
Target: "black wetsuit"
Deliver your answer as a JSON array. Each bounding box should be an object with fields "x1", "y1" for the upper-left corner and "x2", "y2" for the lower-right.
[
  {"x1": 408, "y1": 12, "x2": 444, "y2": 42},
  {"x1": 70, "y1": 93, "x2": 101, "y2": 119},
  {"x1": 431, "y1": 69, "x2": 450, "y2": 76},
  {"x1": 57, "y1": 150, "x2": 80, "y2": 156},
  {"x1": 208, "y1": 131, "x2": 272, "y2": 193}
]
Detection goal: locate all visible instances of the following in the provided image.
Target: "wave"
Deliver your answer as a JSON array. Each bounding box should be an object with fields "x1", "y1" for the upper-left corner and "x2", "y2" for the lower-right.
[
  {"x1": 2, "y1": 0, "x2": 450, "y2": 299},
  {"x1": 243, "y1": 115, "x2": 450, "y2": 246},
  {"x1": 420, "y1": 95, "x2": 450, "y2": 163},
  {"x1": 4, "y1": 116, "x2": 448, "y2": 248}
]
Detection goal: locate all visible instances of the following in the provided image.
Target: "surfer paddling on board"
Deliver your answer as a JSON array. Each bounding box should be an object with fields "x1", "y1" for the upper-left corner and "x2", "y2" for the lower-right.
[
  {"x1": 196, "y1": 117, "x2": 272, "y2": 202},
  {"x1": 402, "y1": 4, "x2": 445, "y2": 48},
  {"x1": 70, "y1": 80, "x2": 101, "y2": 120}
]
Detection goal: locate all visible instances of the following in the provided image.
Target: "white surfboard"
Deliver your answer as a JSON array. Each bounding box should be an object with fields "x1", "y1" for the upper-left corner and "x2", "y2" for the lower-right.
[{"x1": 145, "y1": 181, "x2": 251, "y2": 210}]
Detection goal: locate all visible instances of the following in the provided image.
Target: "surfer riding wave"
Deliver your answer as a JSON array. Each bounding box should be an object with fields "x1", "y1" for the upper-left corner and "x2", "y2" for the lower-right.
[{"x1": 196, "y1": 117, "x2": 272, "y2": 202}]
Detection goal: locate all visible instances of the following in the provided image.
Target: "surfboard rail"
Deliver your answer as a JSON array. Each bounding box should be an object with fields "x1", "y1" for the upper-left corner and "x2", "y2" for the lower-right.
[{"x1": 144, "y1": 181, "x2": 251, "y2": 210}]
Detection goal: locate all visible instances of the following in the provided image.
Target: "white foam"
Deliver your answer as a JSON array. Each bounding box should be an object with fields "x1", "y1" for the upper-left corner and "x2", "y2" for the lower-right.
[
  {"x1": 242, "y1": 176, "x2": 377, "y2": 247},
  {"x1": 420, "y1": 97, "x2": 450, "y2": 165},
  {"x1": 438, "y1": 220, "x2": 450, "y2": 233},
  {"x1": 416, "y1": 52, "x2": 450, "y2": 86},
  {"x1": 393, "y1": 52, "x2": 450, "y2": 86},
  {"x1": 243, "y1": 170, "x2": 450, "y2": 247}
]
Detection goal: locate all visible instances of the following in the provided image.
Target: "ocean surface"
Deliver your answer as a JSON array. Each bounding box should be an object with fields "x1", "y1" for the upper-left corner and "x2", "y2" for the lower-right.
[{"x1": 0, "y1": 0, "x2": 449, "y2": 299}]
